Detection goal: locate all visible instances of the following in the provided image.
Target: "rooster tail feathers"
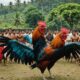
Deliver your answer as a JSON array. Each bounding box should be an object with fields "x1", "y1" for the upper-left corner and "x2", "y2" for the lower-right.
[
  {"x1": 64, "y1": 43, "x2": 80, "y2": 60},
  {"x1": 0, "y1": 36, "x2": 10, "y2": 45},
  {"x1": 0, "y1": 36, "x2": 10, "y2": 41}
]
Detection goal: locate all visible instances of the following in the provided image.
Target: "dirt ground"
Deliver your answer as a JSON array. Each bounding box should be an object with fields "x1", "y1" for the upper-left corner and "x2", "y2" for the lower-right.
[{"x1": 0, "y1": 59, "x2": 80, "y2": 80}]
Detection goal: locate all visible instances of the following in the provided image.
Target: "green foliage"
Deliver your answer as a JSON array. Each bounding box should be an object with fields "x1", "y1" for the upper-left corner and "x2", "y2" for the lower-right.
[
  {"x1": 24, "y1": 5, "x2": 44, "y2": 27},
  {"x1": 0, "y1": 12, "x2": 27, "y2": 29},
  {"x1": 46, "y1": 3, "x2": 80, "y2": 29},
  {"x1": 14, "y1": 12, "x2": 21, "y2": 26},
  {"x1": 31, "y1": 0, "x2": 80, "y2": 15},
  {"x1": 0, "y1": 22, "x2": 12, "y2": 29},
  {"x1": 47, "y1": 16, "x2": 70, "y2": 30},
  {"x1": 0, "y1": 1, "x2": 80, "y2": 29}
]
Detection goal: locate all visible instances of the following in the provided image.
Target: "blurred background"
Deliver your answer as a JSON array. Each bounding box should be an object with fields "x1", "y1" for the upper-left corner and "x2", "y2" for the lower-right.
[{"x1": 0, "y1": 0, "x2": 80, "y2": 30}]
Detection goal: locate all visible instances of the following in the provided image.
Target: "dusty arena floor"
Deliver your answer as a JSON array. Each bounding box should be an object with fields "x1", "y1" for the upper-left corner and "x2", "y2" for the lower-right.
[{"x1": 0, "y1": 59, "x2": 80, "y2": 80}]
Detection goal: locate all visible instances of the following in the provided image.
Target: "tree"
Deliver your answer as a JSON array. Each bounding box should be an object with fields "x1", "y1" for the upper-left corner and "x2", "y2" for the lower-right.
[
  {"x1": 23, "y1": 1, "x2": 26, "y2": 7},
  {"x1": 30, "y1": 0, "x2": 80, "y2": 16},
  {"x1": 0, "y1": 3, "x2": 4, "y2": 8},
  {"x1": 24, "y1": 5, "x2": 44, "y2": 27},
  {"x1": 0, "y1": 3, "x2": 4, "y2": 13},
  {"x1": 31, "y1": 0, "x2": 34, "y2": 3},
  {"x1": 14, "y1": 12, "x2": 21, "y2": 27},
  {"x1": 46, "y1": 3, "x2": 80, "y2": 29},
  {"x1": 15, "y1": 0, "x2": 21, "y2": 8},
  {"x1": 9, "y1": 2, "x2": 13, "y2": 9},
  {"x1": 47, "y1": 15, "x2": 70, "y2": 30}
]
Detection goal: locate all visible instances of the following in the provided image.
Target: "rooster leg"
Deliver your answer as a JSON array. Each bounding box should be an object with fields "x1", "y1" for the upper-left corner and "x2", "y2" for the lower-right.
[
  {"x1": 48, "y1": 69, "x2": 54, "y2": 79},
  {"x1": 41, "y1": 73, "x2": 47, "y2": 80},
  {"x1": 2, "y1": 58, "x2": 7, "y2": 66},
  {"x1": 3, "y1": 53, "x2": 7, "y2": 65}
]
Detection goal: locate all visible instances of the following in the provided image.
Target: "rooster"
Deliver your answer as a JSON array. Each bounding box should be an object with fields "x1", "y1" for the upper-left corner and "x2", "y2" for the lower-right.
[
  {"x1": 32, "y1": 21, "x2": 47, "y2": 62},
  {"x1": 0, "y1": 28, "x2": 80, "y2": 80}
]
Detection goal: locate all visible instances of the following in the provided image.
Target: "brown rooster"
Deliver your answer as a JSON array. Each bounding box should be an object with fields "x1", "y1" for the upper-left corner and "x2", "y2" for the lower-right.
[{"x1": 31, "y1": 28, "x2": 80, "y2": 80}]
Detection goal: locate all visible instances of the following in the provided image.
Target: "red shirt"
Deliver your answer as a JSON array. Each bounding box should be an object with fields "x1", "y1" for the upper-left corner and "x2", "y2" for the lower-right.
[{"x1": 0, "y1": 47, "x2": 4, "y2": 61}]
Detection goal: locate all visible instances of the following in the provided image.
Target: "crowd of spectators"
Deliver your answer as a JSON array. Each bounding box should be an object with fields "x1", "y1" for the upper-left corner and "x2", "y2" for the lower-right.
[
  {"x1": 0, "y1": 29, "x2": 80, "y2": 44},
  {"x1": 46, "y1": 30, "x2": 80, "y2": 43},
  {"x1": 0, "y1": 28, "x2": 80, "y2": 63},
  {"x1": 0, "y1": 29, "x2": 33, "y2": 43}
]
